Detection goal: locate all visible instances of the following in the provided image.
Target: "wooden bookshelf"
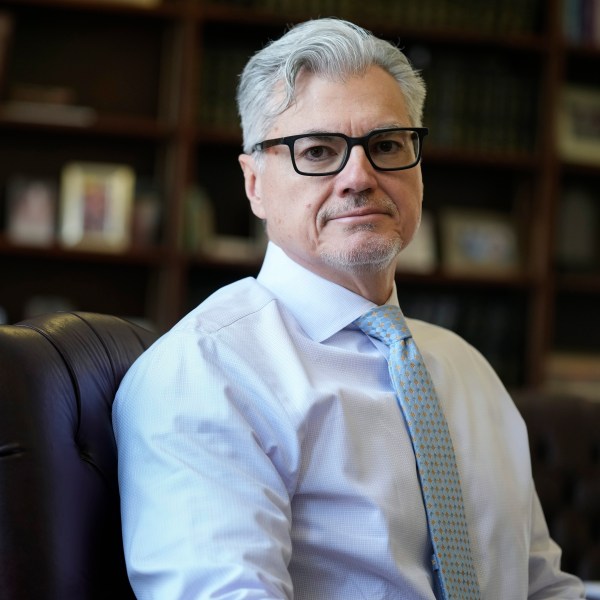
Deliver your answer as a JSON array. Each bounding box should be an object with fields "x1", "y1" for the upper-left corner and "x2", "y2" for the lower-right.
[{"x1": 0, "y1": 0, "x2": 598, "y2": 390}]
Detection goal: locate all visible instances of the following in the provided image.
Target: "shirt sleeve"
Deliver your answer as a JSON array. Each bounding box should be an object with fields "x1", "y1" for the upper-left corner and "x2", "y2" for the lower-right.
[
  {"x1": 527, "y1": 488, "x2": 586, "y2": 599},
  {"x1": 113, "y1": 328, "x2": 297, "y2": 600}
]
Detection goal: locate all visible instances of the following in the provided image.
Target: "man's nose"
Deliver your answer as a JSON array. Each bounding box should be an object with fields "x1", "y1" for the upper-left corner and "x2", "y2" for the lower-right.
[{"x1": 335, "y1": 145, "x2": 378, "y2": 194}]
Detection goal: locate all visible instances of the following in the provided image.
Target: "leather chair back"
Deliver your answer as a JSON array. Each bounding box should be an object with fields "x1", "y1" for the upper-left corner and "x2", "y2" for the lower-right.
[
  {"x1": 515, "y1": 391, "x2": 600, "y2": 580},
  {"x1": 0, "y1": 312, "x2": 157, "y2": 600}
]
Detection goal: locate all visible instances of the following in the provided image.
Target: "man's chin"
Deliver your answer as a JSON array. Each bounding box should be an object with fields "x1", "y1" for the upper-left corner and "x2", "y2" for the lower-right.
[{"x1": 319, "y1": 238, "x2": 402, "y2": 273}]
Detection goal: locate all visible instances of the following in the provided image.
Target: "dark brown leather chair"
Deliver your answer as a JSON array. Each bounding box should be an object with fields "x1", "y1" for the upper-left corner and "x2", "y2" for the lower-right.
[
  {"x1": 0, "y1": 312, "x2": 157, "y2": 600},
  {"x1": 1, "y1": 312, "x2": 598, "y2": 595},
  {"x1": 514, "y1": 390, "x2": 600, "y2": 581}
]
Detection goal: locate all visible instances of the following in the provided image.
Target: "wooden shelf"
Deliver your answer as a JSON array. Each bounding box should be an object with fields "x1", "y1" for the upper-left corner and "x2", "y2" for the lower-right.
[
  {"x1": 0, "y1": 0, "x2": 185, "y2": 17},
  {"x1": 564, "y1": 41, "x2": 600, "y2": 57},
  {"x1": 0, "y1": 110, "x2": 174, "y2": 138},
  {"x1": 556, "y1": 273, "x2": 600, "y2": 294},
  {"x1": 0, "y1": 0, "x2": 597, "y2": 388},
  {"x1": 424, "y1": 146, "x2": 541, "y2": 170},
  {"x1": 201, "y1": 5, "x2": 549, "y2": 52},
  {"x1": 0, "y1": 236, "x2": 169, "y2": 265},
  {"x1": 560, "y1": 160, "x2": 600, "y2": 177}
]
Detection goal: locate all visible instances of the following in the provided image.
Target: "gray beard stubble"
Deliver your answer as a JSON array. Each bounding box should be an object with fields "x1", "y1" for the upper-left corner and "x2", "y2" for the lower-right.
[{"x1": 318, "y1": 193, "x2": 410, "y2": 273}]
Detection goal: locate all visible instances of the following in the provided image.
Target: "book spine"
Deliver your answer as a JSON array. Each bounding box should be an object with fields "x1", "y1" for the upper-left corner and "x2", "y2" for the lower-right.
[{"x1": 0, "y1": 9, "x2": 15, "y2": 100}]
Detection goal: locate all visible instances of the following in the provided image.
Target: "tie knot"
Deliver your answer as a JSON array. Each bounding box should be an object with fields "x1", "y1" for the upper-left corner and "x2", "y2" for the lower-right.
[{"x1": 354, "y1": 305, "x2": 411, "y2": 347}]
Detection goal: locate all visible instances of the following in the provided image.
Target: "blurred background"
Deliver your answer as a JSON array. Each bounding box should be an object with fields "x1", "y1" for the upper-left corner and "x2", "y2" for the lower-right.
[{"x1": 0, "y1": 0, "x2": 599, "y2": 395}]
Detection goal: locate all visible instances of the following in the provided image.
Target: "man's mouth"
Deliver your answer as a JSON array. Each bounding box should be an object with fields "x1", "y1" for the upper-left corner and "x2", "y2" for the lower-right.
[
  {"x1": 334, "y1": 206, "x2": 387, "y2": 218},
  {"x1": 325, "y1": 206, "x2": 391, "y2": 225},
  {"x1": 318, "y1": 194, "x2": 398, "y2": 228}
]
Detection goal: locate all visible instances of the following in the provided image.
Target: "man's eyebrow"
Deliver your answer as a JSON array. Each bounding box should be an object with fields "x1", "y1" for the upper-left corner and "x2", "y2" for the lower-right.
[
  {"x1": 297, "y1": 123, "x2": 409, "y2": 136},
  {"x1": 295, "y1": 129, "x2": 339, "y2": 136},
  {"x1": 374, "y1": 122, "x2": 407, "y2": 130}
]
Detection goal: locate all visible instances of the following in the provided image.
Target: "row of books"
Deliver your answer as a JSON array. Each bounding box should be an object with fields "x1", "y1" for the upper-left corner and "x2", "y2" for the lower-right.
[
  {"x1": 555, "y1": 184, "x2": 600, "y2": 272},
  {"x1": 544, "y1": 351, "x2": 600, "y2": 401},
  {"x1": 198, "y1": 43, "x2": 538, "y2": 155},
  {"x1": 423, "y1": 54, "x2": 538, "y2": 154},
  {"x1": 563, "y1": 0, "x2": 600, "y2": 45},
  {"x1": 198, "y1": 45, "x2": 245, "y2": 134},
  {"x1": 206, "y1": 0, "x2": 542, "y2": 35},
  {"x1": 398, "y1": 291, "x2": 525, "y2": 386}
]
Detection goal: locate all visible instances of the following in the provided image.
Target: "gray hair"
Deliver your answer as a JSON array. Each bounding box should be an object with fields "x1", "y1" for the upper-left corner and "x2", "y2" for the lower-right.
[{"x1": 236, "y1": 18, "x2": 427, "y2": 155}]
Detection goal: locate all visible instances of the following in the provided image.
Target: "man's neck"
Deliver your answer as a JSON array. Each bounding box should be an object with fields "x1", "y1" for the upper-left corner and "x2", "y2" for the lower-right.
[{"x1": 310, "y1": 261, "x2": 397, "y2": 306}]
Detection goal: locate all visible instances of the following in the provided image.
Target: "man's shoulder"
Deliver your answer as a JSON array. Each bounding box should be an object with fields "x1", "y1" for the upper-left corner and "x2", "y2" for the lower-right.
[
  {"x1": 407, "y1": 316, "x2": 479, "y2": 357},
  {"x1": 122, "y1": 277, "x2": 280, "y2": 380},
  {"x1": 174, "y1": 276, "x2": 277, "y2": 335},
  {"x1": 115, "y1": 277, "x2": 281, "y2": 396},
  {"x1": 406, "y1": 316, "x2": 459, "y2": 341}
]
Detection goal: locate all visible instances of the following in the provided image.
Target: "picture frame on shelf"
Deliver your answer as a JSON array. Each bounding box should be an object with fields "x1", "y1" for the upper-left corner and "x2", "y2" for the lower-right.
[
  {"x1": 23, "y1": 294, "x2": 74, "y2": 320},
  {"x1": 556, "y1": 185, "x2": 598, "y2": 271},
  {"x1": 131, "y1": 180, "x2": 162, "y2": 248},
  {"x1": 396, "y1": 210, "x2": 437, "y2": 274},
  {"x1": 557, "y1": 85, "x2": 600, "y2": 166},
  {"x1": 439, "y1": 209, "x2": 521, "y2": 276},
  {"x1": 58, "y1": 162, "x2": 135, "y2": 252},
  {"x1": 5, "y1": 176, "x2": 57, "y2": 247}
]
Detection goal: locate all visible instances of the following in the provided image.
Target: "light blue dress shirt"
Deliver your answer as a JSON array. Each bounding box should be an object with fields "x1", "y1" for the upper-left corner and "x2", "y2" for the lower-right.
[{"x1": 113, "y1": 242, "x2": 585, "y2": 599}]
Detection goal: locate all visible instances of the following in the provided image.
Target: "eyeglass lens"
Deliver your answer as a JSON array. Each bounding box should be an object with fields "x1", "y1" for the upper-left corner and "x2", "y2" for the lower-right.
[{"x1": 292, "y1": 130, "x2": 419, "y2": 174}]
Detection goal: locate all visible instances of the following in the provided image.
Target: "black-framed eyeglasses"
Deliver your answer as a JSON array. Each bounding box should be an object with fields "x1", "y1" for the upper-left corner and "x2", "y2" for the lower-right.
[{"x1": 251, "y1": 127, "x2": 428, "y2": 176}]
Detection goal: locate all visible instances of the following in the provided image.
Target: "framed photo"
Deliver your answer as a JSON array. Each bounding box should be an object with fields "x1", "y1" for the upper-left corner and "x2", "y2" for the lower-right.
[
  {"x1": 5, "y1": 176, "x2": 57, "y2": 246},
  {"x1": 131, "y1": 180, "x2": 162, "y2": 248},
  {"x1": 59, "y1": 162, "x2": 135, "y2": 252},
  {"x1": 396, "y1": 210, "x2": 437, "y2": 274},
  {"x1": 440, "y1": 209, "x2": 520, "y2": 276},
  {"x1": 557, "y1": 85, "x2": 600, "y2": 165}
]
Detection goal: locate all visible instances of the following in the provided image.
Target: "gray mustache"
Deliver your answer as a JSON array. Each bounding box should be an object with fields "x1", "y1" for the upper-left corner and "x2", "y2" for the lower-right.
[{"x1": 318, "y1": 194, "x2": 398, "y2": 224}]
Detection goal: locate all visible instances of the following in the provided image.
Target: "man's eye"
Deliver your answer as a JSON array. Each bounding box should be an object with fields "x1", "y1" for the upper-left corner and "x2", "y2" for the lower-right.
[
  {"x1": 373, "y1": 140, "x2": 402, "y2": 154},
  {"x1": 300, "y1": 145, "x2": 336, "y2": 161}
]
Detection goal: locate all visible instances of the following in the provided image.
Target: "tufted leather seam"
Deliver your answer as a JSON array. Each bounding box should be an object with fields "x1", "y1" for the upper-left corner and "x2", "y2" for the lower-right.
[
  {"x1": 15, "y1": 312, "x2": 126, "y2": 489},
  {"x1": 23, "y1": 311, "x2": 143, "y2": 412},
  {"x1": 16, "y1": 312, "x2": 85, "y2": 439},
  {"x1": 14, "y1": 312, "x2": 150, "y2": 491},
  {"x1": 0, "y1": 442, "x2": 25, "y2": 458},
  {"x1": 70, "y1": 313, "x2": 149, "y2": 492},
  {"x1": 71, "y1": 312, "x2": 120, "y2": 386},
  {"x1": 72, "y1": 313, "x2": 149, "y2": 386}
]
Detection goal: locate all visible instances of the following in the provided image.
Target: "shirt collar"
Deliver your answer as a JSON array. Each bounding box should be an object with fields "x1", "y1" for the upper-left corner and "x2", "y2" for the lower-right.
[{"x1": 257, "y1": 242, "x2": 399, "y2": 342}]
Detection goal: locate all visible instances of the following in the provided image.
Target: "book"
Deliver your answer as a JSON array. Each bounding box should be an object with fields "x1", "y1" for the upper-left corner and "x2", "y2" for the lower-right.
[
  {"x1": 184, "y1": 185, "x2": 215, "y2": 252},
  {"x1": 198, "y1": 44, "x2": 247, "y2": 133},
  {"x1": 421, "y1": 50, "x2": 536, "y2": 155},
  {"x1": 396, "y1": 210, "x2": 437, "y2": 274},
  {"x1": 556, "y1": 186, "x2": 598, "y2": 271},
  {"x1": 544, "y1": 351, "x2": 600, "y2": 401},
  {"x1": 5, "y1": 176, "x2": 57, "y2": 247},
  {"x1": 0, "y1": 100, "x2": 97, "y2": 127},
  {"x1": 399, "y1": 289, "x2": 523, "y2": 386},
  {"x1": 0, "y1": 9, "x2": 14, "y2": 100},
  {"x1": 557, "y1": 85, "x2": 600, "y2": 166}
]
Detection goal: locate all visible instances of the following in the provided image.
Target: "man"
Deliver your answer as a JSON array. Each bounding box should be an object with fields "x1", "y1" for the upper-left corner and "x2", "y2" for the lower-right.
[{"x1": 113, "y1": 18, "x2": 585, "y2": 599}]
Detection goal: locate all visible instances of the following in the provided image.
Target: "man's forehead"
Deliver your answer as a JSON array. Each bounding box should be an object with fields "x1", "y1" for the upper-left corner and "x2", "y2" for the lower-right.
[{"x1": 268, "y1": 68, "x2": 410, "y2": 135}]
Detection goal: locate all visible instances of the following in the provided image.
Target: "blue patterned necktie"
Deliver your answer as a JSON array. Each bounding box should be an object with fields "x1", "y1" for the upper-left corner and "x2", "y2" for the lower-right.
[{"x1": 355, "y1": 305, "x2": 480, "y2": 600}]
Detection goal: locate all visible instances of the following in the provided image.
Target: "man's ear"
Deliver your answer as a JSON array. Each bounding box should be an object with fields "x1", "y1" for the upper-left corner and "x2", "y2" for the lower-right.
[{"x1": 239, "y1": 153, "x2": 266, "y2": 219}]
